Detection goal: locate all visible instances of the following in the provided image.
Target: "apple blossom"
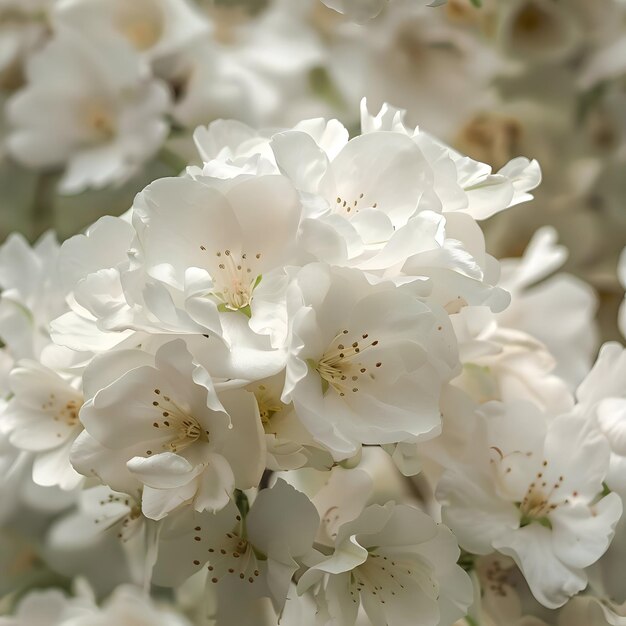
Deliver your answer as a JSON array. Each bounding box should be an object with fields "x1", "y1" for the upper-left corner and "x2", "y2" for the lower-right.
[
  {"x1": 153, "y1": 479, "x2": 319, "y2": 614},
  {"x1": 283, "y1": 262, "x2": 458, "y2": 459},
  {"x1": 299, "y1": 502, "x2": 473, "y2": 626},
  {"x1": 1, "y1": 361, "x2": 83, "y2": 490},
  {"x1": 73, "y1": 339, "x2": 265, "y2": 519},
  {"x1": 438, "y1": 400, "x2": 622, "y2": 608},
  {"x1": 6, "y1": 28, "x2": 170, "y2": 193}
]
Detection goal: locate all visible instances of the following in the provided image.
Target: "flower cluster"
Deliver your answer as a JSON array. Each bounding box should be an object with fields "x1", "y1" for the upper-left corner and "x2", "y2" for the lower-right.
[{"x1": 0, "y1": 96, "x2": 624, "y2": 626}]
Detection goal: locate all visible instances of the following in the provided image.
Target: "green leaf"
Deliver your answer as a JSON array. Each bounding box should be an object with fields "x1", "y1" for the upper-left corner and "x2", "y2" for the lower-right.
[{"x1": 469, "y1": 0, "x2": 482, "y2": 7}]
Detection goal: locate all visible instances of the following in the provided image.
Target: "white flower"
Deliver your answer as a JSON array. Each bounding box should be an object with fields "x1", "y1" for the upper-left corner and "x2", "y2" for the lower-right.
[
  {"x1": 54, "y1": 0, "x2": 209, "y2": 63},
  {"x1": 497, "y1": 0, "x2": 582, "y2": 63},
  {"x1": 153, "y1": 479, "x2": 319, "y2": 614},
  {"x1": 72, "y1": 339, "x2": 265, "y2": 519},
  {"x1": 6, "y1": 28, "x2": 170, "y2": 193},
  {"x1": 92, "y1": 176, "x2": 301, "y2": 380},
  {"x1": 359, "y1": 100, "x2": 542, "y2": 221},
  {"x1": 49, "y1": 485, "x2": 144, "y2": 549},
  {"x1": 1, "y1": 361, "x2": 83, "y2": 490},
  {"x1": 451, "y1": 305, "x2": 574, "y2": 413},
  {"x1": 576, "y1": 342, "x2": 626, "y2": 497},
  {"x1": 283, "y1": 263, "x2": 458, "y2": 460},
  {"x1": 51, "y1": 215, "x2": 138, "y2": 355},
  {"x1": 171, "y1": 0, "x2": 323, "y2": 128},
  {"x1": 247, "y1": 372, "x2": 333, "y2": 471},
  {"x1": 498, "y1": 227, "x2": 599, "y2": 387},
  {"x1": 0, "y1": 588, "x2": 94, "y2": 626},
  {"x1": 191, "y1": 101, "x2": 534, "y2": 312},
  {"x1": 63, "y1": 585, "x2": 193, "y2": 626},
  {"x1": 323, "y1": 4, "x2": 501, "y2": 140},
  {"x1": 438, "y1": 400, "x2": 622, "y2": 609},
  {"x1": 298, "y1": 502, "x2": 472, "y2": 626},
  {"x1": 0, "y1": 584, "x2": 192, "y2": 626},
  {"x1": 0, "y1": 231, "x2": 67, "y2": 361}
]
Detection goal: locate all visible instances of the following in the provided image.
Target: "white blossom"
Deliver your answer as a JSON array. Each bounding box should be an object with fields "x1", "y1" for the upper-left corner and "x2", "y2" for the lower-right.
[
  {"x1": 6, "y1": 28, "x2": 170, "y2": 193},
  {"x1": 72, "y1": 339, "x2": 265, "y2": 519},
  {"x1": 283, "y1": 262, "x2": 457, "y2": 460},
  {"x1": 298, "y1": 502, "x2": 472, "y2": 626},
  {"x1": 438, "y1": 400, "x2": 622, "y2": 608}
]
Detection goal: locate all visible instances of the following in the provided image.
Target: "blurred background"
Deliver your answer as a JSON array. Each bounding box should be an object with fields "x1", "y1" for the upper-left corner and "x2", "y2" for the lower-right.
[{"x1": 1, "y1": 0, "x2": 625, "y2": 340}]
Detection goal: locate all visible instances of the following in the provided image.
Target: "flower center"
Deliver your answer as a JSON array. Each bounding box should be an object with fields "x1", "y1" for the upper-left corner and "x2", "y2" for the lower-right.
[
  {"x1": 205, "y1": 531, "x2": 263, "y2": 586},
  {"x1": 42, "y1": 392, "x2": 84, "y2": 439},
  {"x1": 334, "y1": 193, "x2": 377, "y2": 216},
  {"x1": 83, "y1": 102, "x2": 116, "y2": 142},
  {"x1": 199, "y1": 246, "x2": 262, "y2": 315},
  {"x1": 518, "y1": 468, "x2": 566, "y2": 526},
  {"x1": 254, "y1": 384, "x2": 283, "y2": 428},
  {"x1": 351, "y1": 550, "x2": 435, "y2": 606},
  {"x1": 314, "y1": 330, "x2": 382, "y2": 396},
  {"x1": 119, "y1": 20, "x2": 161, "y2": 50},
  {"x1": 148, "y1": 388, "x2": 209, "y2": 455}
]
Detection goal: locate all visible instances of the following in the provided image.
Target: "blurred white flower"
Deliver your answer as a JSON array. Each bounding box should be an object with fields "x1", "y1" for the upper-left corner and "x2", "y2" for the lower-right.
[
  {"x1": 1, "y1": 361, "x2": 83, "y2": 489},
  {"x1": 54, "y1": 0, "x2": 209, "y2": 63},
  {"x1": 6, "y1": 28, "x2": 170, "y2": 193}
]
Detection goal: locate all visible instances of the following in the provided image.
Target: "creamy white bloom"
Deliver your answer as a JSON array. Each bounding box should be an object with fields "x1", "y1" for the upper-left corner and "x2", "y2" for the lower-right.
[
  {"x1": 283, "y1": 263, "x2": 458, "y2": 460},
  {"x1": 51, "y1": 215, "x2": 138, "y2": 356},
  {"x1": 7, "y1": 28, "x2": 170, "y2": 193},
  {"x1": 73, "y1": 339, "x2": 265, "y2": 519},
  {"x1": 0, "y1": 584, "x2": 192, "y2": 626},
  {"x1": 1, "y1": 361, "x2": 83, "y2": 490},
  {"x1": 126, "y1": 173, "x2": 300, "y2": 346},
  {"x1": 0, "y1": 588, "x2": 94, "y2": 626},
  {"x1": 359, "y1": 100, "x2": 542, "y2": 221},
  {"x1": 323, "y1": 4, "x2": 500, "y2": 140},
  {"x1": 576, "y1": 342, "x2": 626, "y2": 497},
  {"x1": 460, "y1": 554, "x2": 551, "y2": 626},
  {"x1": 171, "y1": 0, "x2": 323, "y2": 128},
  {"x1": 452, "y1": 305, "x2": 574, "y2": 413},
  {"x1": 153, "y1": 479, "x2": 319, "y2": 613},
  {"x1": 0, "y1": 231, "x2": 67, "y2": 361},
  {"x1": 192, "y1": 101, "x2": 537, "y2": 312},
  {"x1": 247, "y1": 372, "x2": 333, "y2": 471},
  {"x1": 498, "y1": 227, "x2": 599, "y2": 387},
  {"x1": 497, "y1": 0, "x2": 620, "y2": 64},
  {"x1": 299, "y1": 502, "x2": 472, "y2": 626},
  {"x1": 54, "y1": 0, "x2": 209, "y2": 63},
  {"x1": 49, "y1": 485, "x2": 144, "y2": 550},
  {"x1": 438, "y1": 400, "x2": 622, "y2": 609},
  {"x1": 63, "y1": 585, "x2": 193, "y2": 626}
]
